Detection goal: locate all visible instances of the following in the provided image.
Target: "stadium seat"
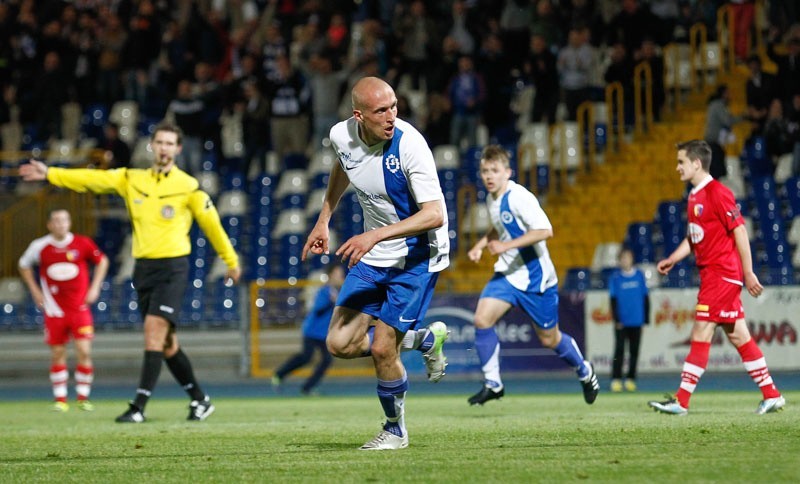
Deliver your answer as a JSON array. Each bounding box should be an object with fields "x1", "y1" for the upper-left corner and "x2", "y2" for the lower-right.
[
  {"x1": 625, "y1": 223, "x2": 655, "y2": 263},
  {"x1": 785, "y1": 177, "x2": 800, "y2": 216},
  {"x1": 130, "y1": 138, "x2": 152, "y2": 168},
  {"x1": 591, "y1": 242, "x2": 622, "y2": 271},
  {"x1": 61, "y1": 102, "x2": 82, "y2": 143},
  {"x1": 220, "y1": 111, "x2": 244, "y2": 159},
  {"x1": 196, "y1": 170, "x2": 220, "y2": 198},
  {"x1": 308, "y1": 148, "x2": 337, "y2": 188},
  {"x1": 564, "y1": 267, "x2": 591, "y2": 291},
  {"x1": 463, "y1": 146, "x2": 483, "y2": 184},
  {"x1": 81, "y1": 103, "x2": 109, "y2": 141},
  {"x1": 109, "y1": 100, "x2": 139, "y2": 146},
  {"x1": 217, "y1": 189, "x2": 248, "y2": 217},
  {"x1": 433, "y1": 145, "x2": 461, "y2": 170}
]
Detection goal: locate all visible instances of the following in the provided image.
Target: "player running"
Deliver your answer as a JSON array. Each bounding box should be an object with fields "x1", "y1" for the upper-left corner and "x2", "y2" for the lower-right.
[
  {"x1": 19, "y1": 209, "x2": 109, "y2": 412},
  {"x1": 466, "y1": 145, "x2": 599, "y2": 406},
  {"x1": 303, "y1": 76, "x2": 449, "y2": 450},
  {"x1": 649, "y1": 140, "x2": 785, "y2": 415}
]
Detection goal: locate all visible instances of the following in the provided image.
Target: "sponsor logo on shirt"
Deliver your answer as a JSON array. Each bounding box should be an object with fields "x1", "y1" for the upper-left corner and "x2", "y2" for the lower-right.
[
  {"x1": 46, "y1": 262, "x2": 80, "y2": 281},
  {"x1": 385, "y1": 154, "x2": 400, "y2": 173},
  {"x1": 161, "y1": 205, "x2": 175, "y2": 219},
  {"x1": 688, "y1": 222, "x2": 704, "y2": 244}
]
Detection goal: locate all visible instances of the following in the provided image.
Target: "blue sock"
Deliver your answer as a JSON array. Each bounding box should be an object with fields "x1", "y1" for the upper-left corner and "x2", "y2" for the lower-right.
[
  {"x1": 418, "y1": 329, "x2": 435, "y2": 353},
  {"x1": 377, "y1": 372, "x2": 408, "y2": 437},
  {"x1": 475, "y1": 327, "x2": 502, "y2": 387},
  {"x1": 360, "y1": 327, "x2": 375, "y2": 357},
  {"x1": 554, "y1": 333, "x2": 589, "y2": 379}
]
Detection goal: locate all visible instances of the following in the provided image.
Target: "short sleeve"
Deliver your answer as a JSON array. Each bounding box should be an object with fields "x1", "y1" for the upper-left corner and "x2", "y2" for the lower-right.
[
  {"x1": 714, "y1": 184, "x2": 745, "y2": 233},
  {"x1": 512, "y1": 187, "x2": 552, "y2": 231},
  {"x1": 401, "y1": 132, "x2": 443, "y2": 204}
]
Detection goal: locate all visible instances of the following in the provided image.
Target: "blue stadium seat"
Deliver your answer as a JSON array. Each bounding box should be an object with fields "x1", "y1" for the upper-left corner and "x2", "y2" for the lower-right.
[
  {"x1": 81, "y1": 103, "x2": 109, "y2": 141},
  {"x1": 464, "y1": 146, "x2": 483, "y2": 184},
  {"x1": 660, "y1": 261, "x2": 693, "y2": 288},
  {"x1": 750, "y1": 176, "x2": 778, "y2": 202},
  {"x1": 564, "y1": 267, "x2": 591, "y2": 291},
  {"x1": 625, "y1": 223, "x2": 655, "y2": 263},
  {"x1": 283, "y1": 153, "x2": 309, "y2": 170},
  {"x1": 785, "y1": 177, "x2": 800, "y2": 216}
]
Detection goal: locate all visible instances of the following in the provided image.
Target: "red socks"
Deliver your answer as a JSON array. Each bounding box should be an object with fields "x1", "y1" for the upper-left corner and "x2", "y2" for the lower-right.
[
  {"x1": 675, "y1": 341, "x2": 710, "y2": 408},
  {"x1": 737, "y1": 339, "x2": 781, "y2": 399}
]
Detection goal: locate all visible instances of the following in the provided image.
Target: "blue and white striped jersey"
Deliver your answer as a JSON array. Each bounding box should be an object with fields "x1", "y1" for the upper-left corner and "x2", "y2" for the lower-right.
[
  {"x1": 329, "y1": 117, "x2": 450, "y2": 272},
  {"x1": 487, "y1": 180, "x2": 558, "y2": 292}
]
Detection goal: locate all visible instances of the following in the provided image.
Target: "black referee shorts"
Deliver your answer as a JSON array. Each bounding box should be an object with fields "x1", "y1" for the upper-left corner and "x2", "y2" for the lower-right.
[{"x1": 133, "y1": 256, "x2": 189, "y2": 324}]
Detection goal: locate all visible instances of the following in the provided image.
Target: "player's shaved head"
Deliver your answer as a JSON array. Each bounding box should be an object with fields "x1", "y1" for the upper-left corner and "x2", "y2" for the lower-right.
[{"x1": 351, "y1": 76, "x2": 393, "y2": 110}]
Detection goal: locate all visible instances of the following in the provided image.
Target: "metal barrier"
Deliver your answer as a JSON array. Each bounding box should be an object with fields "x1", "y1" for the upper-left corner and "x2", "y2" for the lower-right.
[
  {"x1": 456, "y1": 184, "x2": 478, "y2": 259},
  {"x1": 604, "y1": 82, "x2": 624, "y2": 154},
  {"x1": 633, "y1": 62, "x2": 654, "y2": 137},
  {"x1": 716, "y1": 4, "x2": 735, "y2": 76},
  {"x1": 576, "y1": 101, "x2": 596, "y2": 172},
  {"x1": 662, "y1": 43, "x2": 683, "y2": 113},
  {"x1": 689, "y1": 22, "x2": 708, "y2": 92}
]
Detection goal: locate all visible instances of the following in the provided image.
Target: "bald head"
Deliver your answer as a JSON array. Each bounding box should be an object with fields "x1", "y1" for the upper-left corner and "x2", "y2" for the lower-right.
[
  {"x1": 351, "y1": 76, "x2": 394, "y2": 111},
  {"x1": 351, "y1": 77, "x2": 398, "y2": 146}
]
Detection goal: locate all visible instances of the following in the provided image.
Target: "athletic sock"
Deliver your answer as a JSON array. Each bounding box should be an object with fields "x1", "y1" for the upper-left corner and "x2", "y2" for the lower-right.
[
  {"x1": 675, "y1": 341, "x2": 710, "y2": 408},
  {"x1": 554, "y1": 333, "x2": 589, "y2": 379},
  {"x1": 399, "y1": 329, "x2": 421, "y2": 352},
  {"x1": 165, "y1": 348, "x2": 206, "y2": 401},
  {"x1": 475, "y1": 327, "x2": 503, "y2": 388},
  {"x1": 133, "y1": 350, "x2": 163, "y2": 410},
  {"x1": 75, "y1": 365, "x2": 93, "y2": 401},
  {"x1": 360, "y1": 327, "x2": 375, "y2": 357},
  {"x1": 377, "y1": 371, "x2": 408, "y2": 437},
  {"x1": 737, "y1": 338, "x2": 781, "y2": 399},
  {"x1": 417, "y1": 328, "x2": 435, "y2": 353},
  {"x1": 50, "y1": 364, "x2": 68, "y2": 403}
]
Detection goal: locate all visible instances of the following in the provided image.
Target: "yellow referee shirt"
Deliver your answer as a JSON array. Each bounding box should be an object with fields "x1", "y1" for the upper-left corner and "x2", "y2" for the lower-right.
[{"x1": 47, "y1": 166, "x2": 239, "y2": 269}]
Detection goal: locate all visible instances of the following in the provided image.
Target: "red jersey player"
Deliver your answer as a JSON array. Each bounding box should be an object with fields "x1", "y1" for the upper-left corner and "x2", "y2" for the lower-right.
[
  {"x1": 18, "y1": 209, "x2": 109, "y2": 412},
  {"x1": 649, "y1": 140, "x2": 785, "y2": 415}
]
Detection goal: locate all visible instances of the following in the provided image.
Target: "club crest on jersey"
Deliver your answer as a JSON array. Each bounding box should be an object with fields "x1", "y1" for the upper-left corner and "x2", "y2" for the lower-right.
[
  {"x1": 66, "y1": 250, "x2": 79, "y2": 261},
  {"x1": 693, "y1": 204, "x2": 703, "y2": 217},
  {"x1": 161, "y1": 204, "x2": 175, "y2": 219},
  {"x1": 501, "y1": 211, "x2": 514, "y2": 224},
  {"x1": 385, "y1": 154, "x2": 400, "y2": 173}
]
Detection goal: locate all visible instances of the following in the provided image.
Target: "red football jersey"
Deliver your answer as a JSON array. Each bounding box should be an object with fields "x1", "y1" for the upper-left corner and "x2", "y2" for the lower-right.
[
  {"x1": 686, "y1": 177, "x2": 745, "y2": 282},
  {"x1": 18, "y1": 233, "x2": 105, "y2": 317}
]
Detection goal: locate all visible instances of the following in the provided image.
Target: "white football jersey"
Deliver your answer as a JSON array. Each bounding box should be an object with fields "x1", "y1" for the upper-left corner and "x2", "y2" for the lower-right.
[
  {"x1": 487, "y1": 180, "x2": 558, "y2": 292},
  {"x1": 329, "y1": 117, "x2": 449, "y2": 272}
]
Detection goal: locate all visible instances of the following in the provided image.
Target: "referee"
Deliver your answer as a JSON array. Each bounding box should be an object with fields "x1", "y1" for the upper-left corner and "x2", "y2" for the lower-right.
[{"x1": 21, "y1": 123, "x2": 241, "y2": 423}]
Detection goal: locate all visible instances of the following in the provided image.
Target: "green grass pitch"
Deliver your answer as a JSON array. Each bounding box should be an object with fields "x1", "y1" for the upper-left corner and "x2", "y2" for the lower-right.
[{"x1": 1, "y1": 391, "x2": 797, "y2": 483}]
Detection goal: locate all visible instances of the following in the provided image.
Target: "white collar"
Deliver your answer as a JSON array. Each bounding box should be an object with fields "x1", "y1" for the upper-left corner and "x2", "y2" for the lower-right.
[{"x1": 691, "y1": 175, "x2": 713, "y2": 194}]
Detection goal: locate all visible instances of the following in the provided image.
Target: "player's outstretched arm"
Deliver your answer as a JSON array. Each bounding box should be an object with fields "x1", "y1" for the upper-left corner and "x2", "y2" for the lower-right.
[
  {"x1": 657, "y1": 238, "x2": 691, "y2": 275},
  {"x1": 19, "y1": 159, "x2": 48, "y2": 181},
  {"x1": 733, "y1": 224, "x2": 763, "y2": 297}
]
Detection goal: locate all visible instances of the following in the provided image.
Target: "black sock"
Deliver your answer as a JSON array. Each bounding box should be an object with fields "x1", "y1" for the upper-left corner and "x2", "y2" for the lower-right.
[
  {"x1": 133, "y1": 350, "x2": 163, "y2": 410},
  {"x1": 165, "y1": 348, "x2": 205, "y2": 401}
]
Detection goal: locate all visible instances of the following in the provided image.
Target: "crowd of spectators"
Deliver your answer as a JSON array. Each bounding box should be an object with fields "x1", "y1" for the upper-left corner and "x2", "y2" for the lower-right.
[{"x1": 0, "y1": 0, "x2": 799, "y2": 181}]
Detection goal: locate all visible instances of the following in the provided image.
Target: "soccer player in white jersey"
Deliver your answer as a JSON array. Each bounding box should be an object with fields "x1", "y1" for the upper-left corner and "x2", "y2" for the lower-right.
[
  {"x1": 466, "y1": 145, "x2": 599, "y2": 405},
  {"x1": 303, "y1": 76, "x2": 450, "y2": 450}
]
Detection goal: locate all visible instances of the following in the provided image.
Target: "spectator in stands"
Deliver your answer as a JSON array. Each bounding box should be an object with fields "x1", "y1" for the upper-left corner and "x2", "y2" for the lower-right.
[
  {"x1": 272, "y1": 264, "x2": 345, "y2": 396},
  {"x1": 635, "y1": 38, "x2": 666, "y2": 121},
  {"x1": 267, "y1": 54, "x2": 311, "y2": 160},
  {"x1": 704, "y1": 84, "x2": 745, "y2": 179},
  {"x1": 347, "y1": 19, "x2": 388, "y2": 78},
  {"x1": 558, "y1": 26, "x2": 595, "y2": 121},
  {"x1": 745, "y1": 55, "x2": 777, "y2": 134},
  {"x1": 525, "y1": 33, "x2": 560, "y2": 124},
  {"x1": 767, "y1": 32, "x2": 800, "y2": 110},
  {"x1": 167, "y1": 80, "x2": 207, "y2": 175},
  {"x1": 427, "y1": 35, "x2": 461, "y2": 93},
  {"x1": 393, "y1": 0, "x2": 439, "y2": 90},
  {"x1": 530, "y1": 0, "x2": 563, "y2": 51},
  {"x1": 304, "y1": 53, "x2": 350, "y2": 151},
  {"x1": 238, "y1": 80, "x2": 270, "y2": 180},
  {"x1": 18, "y1": 209, "x2": 109, "y2": 412},
  {"x1": 608, "y1": 247, "x2": 649, "y2": 393},
  {"x1": 96, "y1": 13, "x2": 127, "y2": 105},
  {"x1": 261, "y1": 21, "x2": 288, "y2": 84},
  {"x1": 121, "y1": 0, "x2": 161, "y2": 105},
  {"x1": 448, "y1": 55, "x2": 486, "y2": 150},
  {"x1": 29, "y1": 51, "x2": 69, "y2": 142},
  {"x1": 421, "y1": 92, "x2": 452, "y2": 149},
  {"x1": 604, "y1": 42, "x2": 635, "y2": 126},
  {"x1": 606, "y1": 0, "x2": 662, "y2": 52},
  {"x1": 763, "y1": 99, "x2": 792, "y2": 174},
  {"x1": 477, "y1": 33, "x2": 513, "y2": 138},
  {"x1": 101, "y1": 122, "x2": 132, "y2": 169},
  {"x1": 445, "y1": 0, "x2": 480, "y2": 56},
  {"x1": 729, "y1": 0, "x2": 756, "y2": 62},
  {"x1": 499, "y1": 0, "x2": 533, "y2": 68}
]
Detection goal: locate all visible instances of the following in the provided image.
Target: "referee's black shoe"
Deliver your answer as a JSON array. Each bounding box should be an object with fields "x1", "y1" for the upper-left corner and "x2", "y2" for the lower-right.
[
  {"x1": 115, "y1": 403, "x2": 145, "y2": 423},
  {"x1": 468, "y1": 385, "x2": 505, "y2": 406}
]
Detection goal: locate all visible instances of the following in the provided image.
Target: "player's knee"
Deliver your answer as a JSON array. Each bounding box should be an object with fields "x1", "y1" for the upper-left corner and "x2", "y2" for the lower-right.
[
  {"x1": 538, "y1": 332, "x2": 559, "y2": 348},
  {"x1": 473, "y1": 315, "x2": 494, "y2": 329}
]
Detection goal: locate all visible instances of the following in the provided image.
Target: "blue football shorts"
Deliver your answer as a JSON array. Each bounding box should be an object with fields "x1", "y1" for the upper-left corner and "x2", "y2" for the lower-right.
[
  {"x1": 480, "y1": 273, "x2": 559, "y2": 329},
  {"x1": 336, "y1": 261, "x2": 439, "y2": 333}
]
